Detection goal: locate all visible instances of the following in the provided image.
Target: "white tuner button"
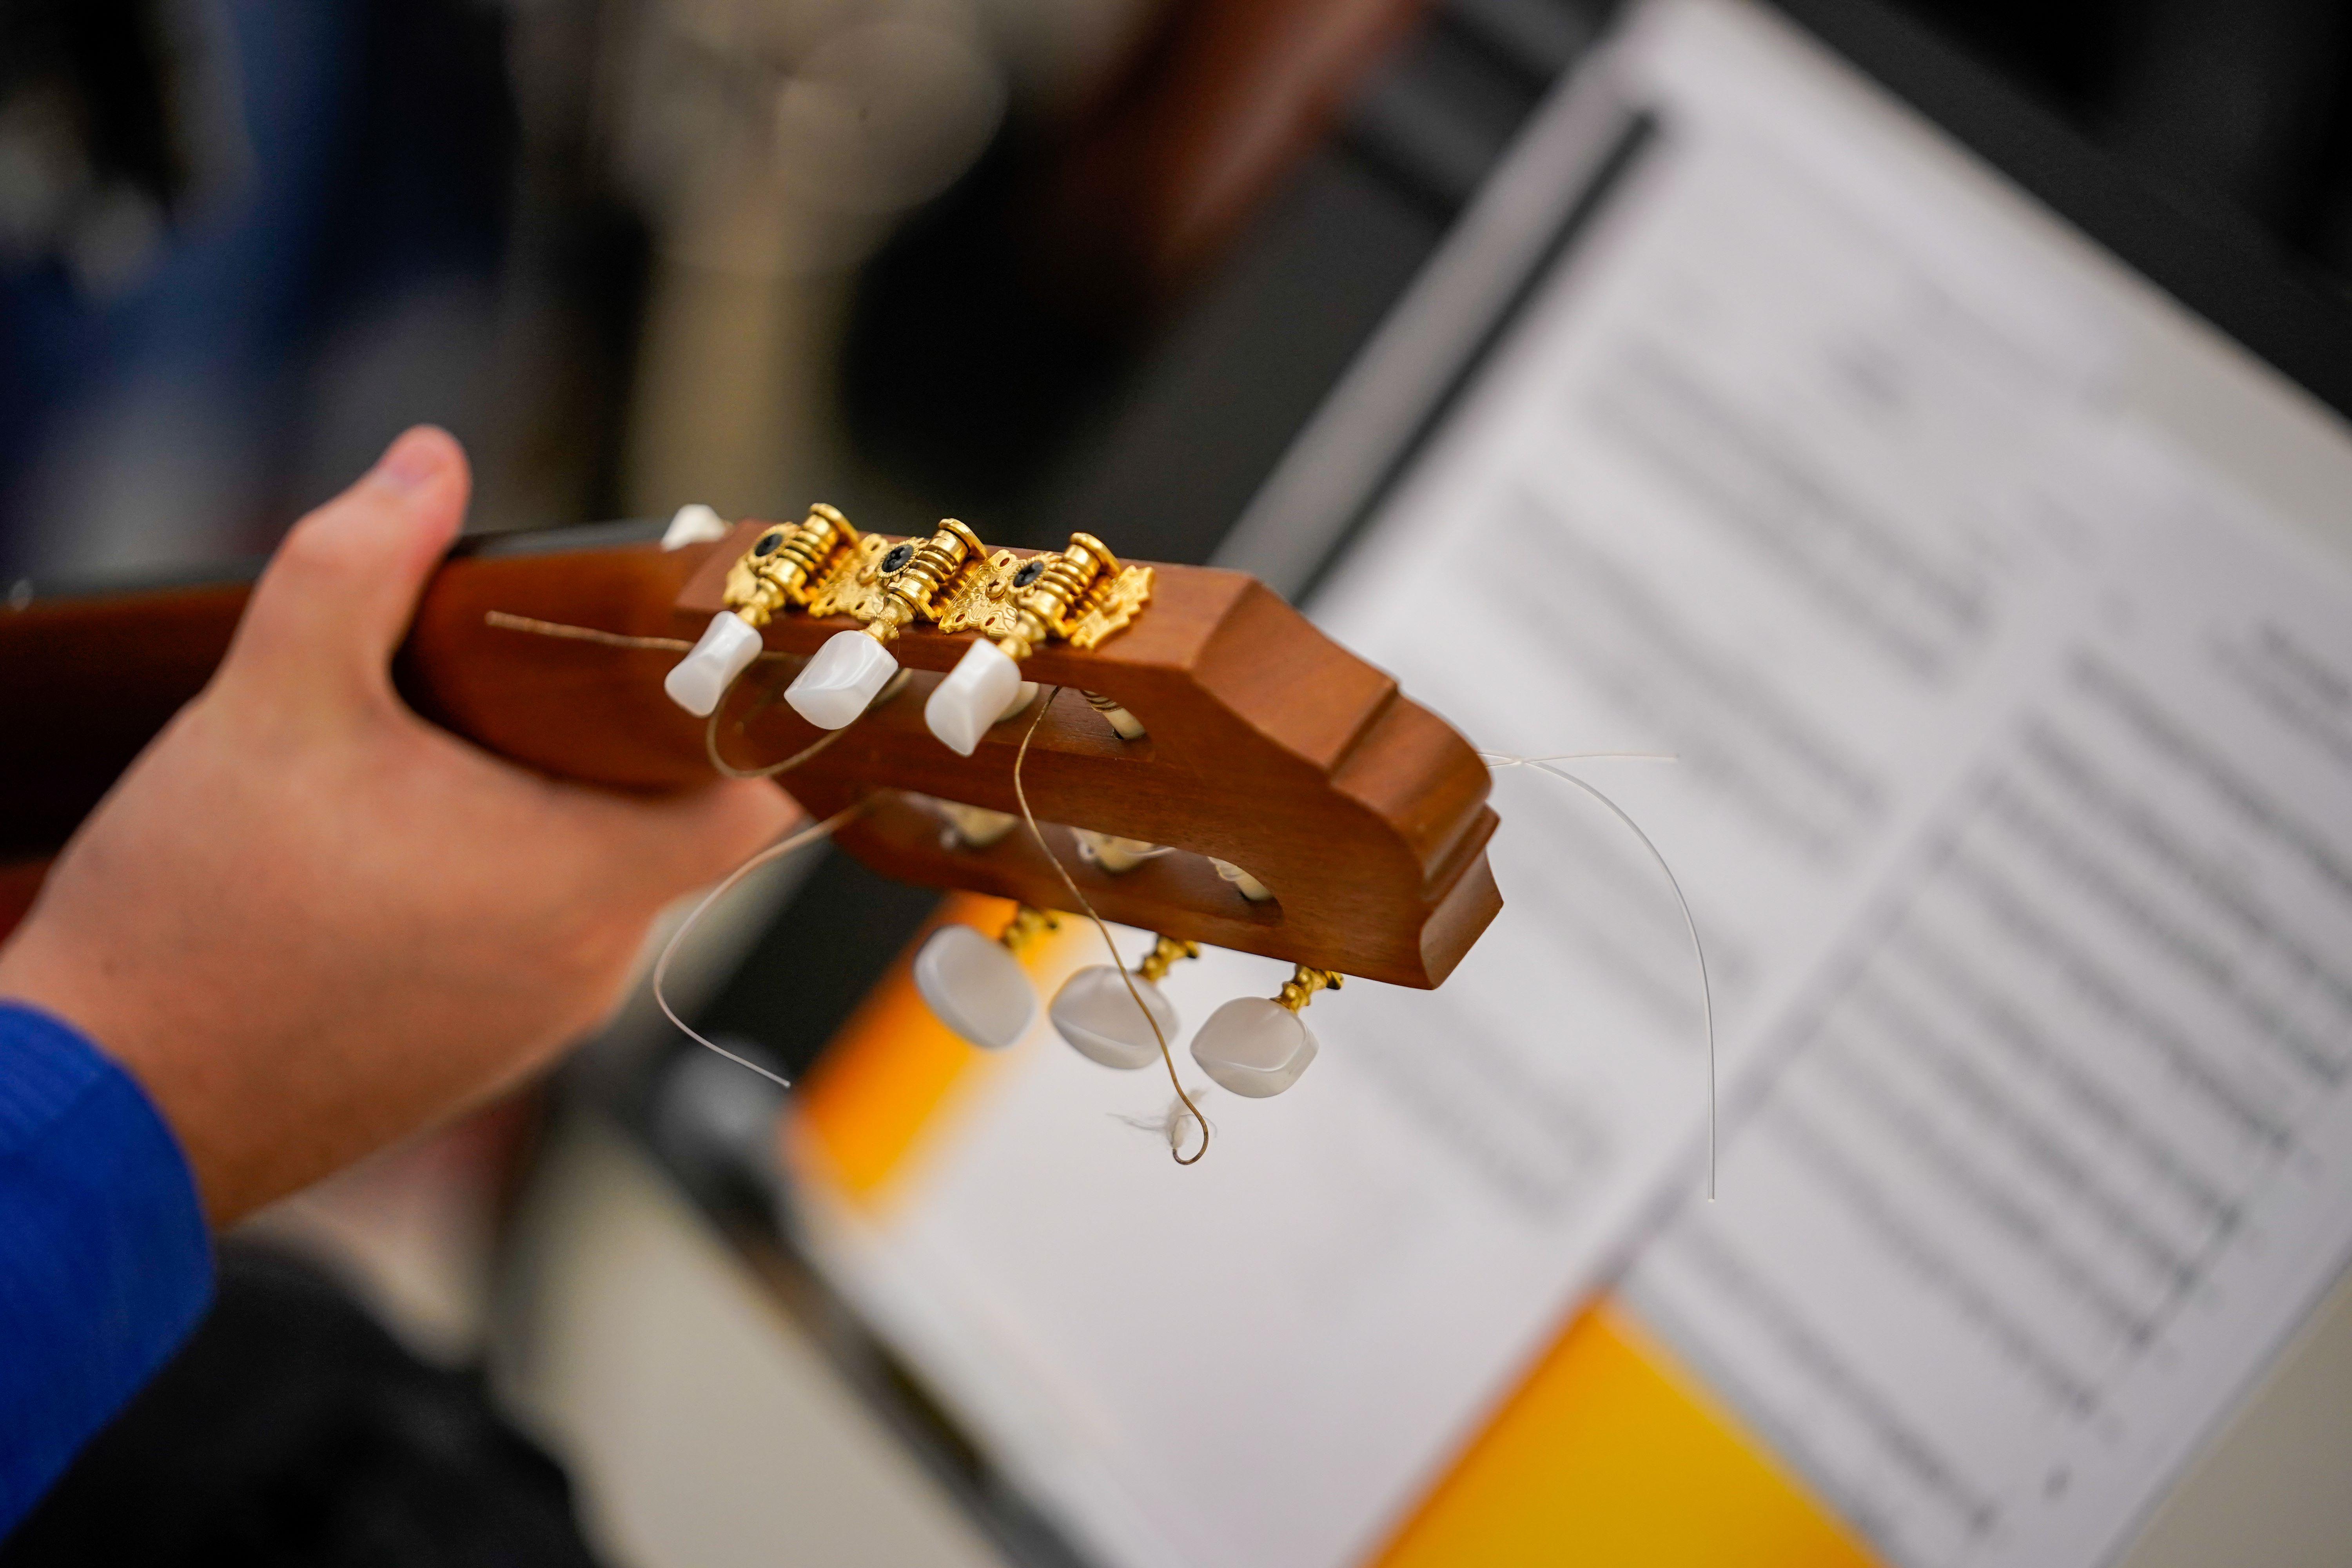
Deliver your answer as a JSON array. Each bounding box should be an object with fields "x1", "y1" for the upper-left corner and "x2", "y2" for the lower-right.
[
  {"x1": 1190, "y1": 997, "x2": 1318, "y2": 1097},
  {"x1": 661, "y1": 503, "x2": 730, "y2": 550},
  {"x1": 1050, "y1": 966, "x2": 1180, "y2": 1070},
  {"x1": 664, "y1": 612, "x2": 763, "y2": 717},
  {"x1": 786, "y1": 629, "x2": 900, "y2": 728},
  {"x1": 912, "y1": 925, "x2": 1037, "y2": 1050},
  {"x1": 926, "y1": 639, "x2": 1028, "y2": 755}
]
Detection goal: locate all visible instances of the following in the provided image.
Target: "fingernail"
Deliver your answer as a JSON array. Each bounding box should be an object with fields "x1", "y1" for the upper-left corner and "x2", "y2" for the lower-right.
[{"x1": 371, "y1": 429, "x2": 444, "y2": 496}]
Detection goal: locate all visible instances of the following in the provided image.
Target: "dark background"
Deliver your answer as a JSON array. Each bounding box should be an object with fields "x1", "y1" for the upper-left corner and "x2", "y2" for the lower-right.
[{"x1": 3, "y1": 0, "x2": 2348, "y2": 585}]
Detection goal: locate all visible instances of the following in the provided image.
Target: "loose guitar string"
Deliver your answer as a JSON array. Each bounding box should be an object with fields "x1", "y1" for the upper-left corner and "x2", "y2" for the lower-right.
[
  {"x1": 1479, "y1": 751, "x2": 1717, "y2": 1201},
  {"x1": 481, "y1": 613, "x2": 878, "y2": 1090},
  {"x1": 484, "y1": 610, "x2": 701, "y2": 653},
  {"x1": 652, "y1": 803, "x2": 869, "y2": 1090},
  {"x1": 1013, "y1": 688, "x2": 1210, "y2": 1166}
]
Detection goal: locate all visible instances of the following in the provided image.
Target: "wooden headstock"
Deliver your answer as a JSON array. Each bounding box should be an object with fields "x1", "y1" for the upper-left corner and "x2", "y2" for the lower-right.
[{"x1": 3, "y1": 518, "x2": 1501, "y2": 988}]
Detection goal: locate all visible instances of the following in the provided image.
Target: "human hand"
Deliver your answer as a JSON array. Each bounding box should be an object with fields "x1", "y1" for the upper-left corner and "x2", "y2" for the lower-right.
[{"x1": 0, "y1": 427, "x2": 793, "y2": 1223}]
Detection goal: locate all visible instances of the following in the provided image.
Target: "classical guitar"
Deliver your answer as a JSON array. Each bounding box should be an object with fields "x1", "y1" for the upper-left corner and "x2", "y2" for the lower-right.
[{"x1": 0, "y1": 506, "x2": 1502, "y2": 1105}]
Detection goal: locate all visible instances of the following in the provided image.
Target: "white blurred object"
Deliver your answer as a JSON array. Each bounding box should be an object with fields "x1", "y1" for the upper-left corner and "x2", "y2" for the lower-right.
[
  {"x1": 774, "y1": 15, "x2": 1007, "y2": 220},
  {"x1": 1189, "y1": 997, "x2": 1318, "y2": 1098},
  {"x1": 912, "y1": 925, "x2": 1036, "y2": 1050},
  {"x1": 662, "y1": 502, "x2": 731, "y2": 549},
  {"x1": 666, "y1": 612, "x2": 763, "y2": 716},
  {"x1": 787, "y1": 629, "x2": 899, "y2": 728},
  {"x1": 1050, "y1": 966, "x2": 1179, "y2": 1070}
]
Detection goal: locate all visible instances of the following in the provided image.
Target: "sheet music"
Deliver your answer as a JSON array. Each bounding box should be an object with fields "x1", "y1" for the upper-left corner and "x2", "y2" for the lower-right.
[
  {"x1": 791, "y1": 5, "x2": 2352, "y2": 1566},
  {"x1": 1623, "y1": 475, "x2": 2352, "y2": 1568}
]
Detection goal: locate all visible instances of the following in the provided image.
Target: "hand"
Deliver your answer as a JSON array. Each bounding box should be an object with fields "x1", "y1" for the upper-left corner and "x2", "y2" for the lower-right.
[{"x1": 0, "y1": 428, "x2": 793, "y2": 1223}]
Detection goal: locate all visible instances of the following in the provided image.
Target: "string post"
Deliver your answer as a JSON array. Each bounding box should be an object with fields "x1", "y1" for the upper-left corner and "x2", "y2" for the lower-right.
[
  {"x1": 1275, "y1": 965, "x2": 1343, "y2": 1013},
  {"x1": 1083, "y1": 688, "x2": 1148, "y2": 740},
  {"x1": 997, "y1": 903, "x2": 1061, "y2": 955},
  {"x1": 1135, "y1": 935, "x2": 1201, "y2": 984}
]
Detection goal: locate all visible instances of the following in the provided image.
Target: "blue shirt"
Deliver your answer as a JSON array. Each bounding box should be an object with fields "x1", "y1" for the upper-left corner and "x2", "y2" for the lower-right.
[{"x1": 0, "y1": 1002, "x2": 212, "y2": 1533}]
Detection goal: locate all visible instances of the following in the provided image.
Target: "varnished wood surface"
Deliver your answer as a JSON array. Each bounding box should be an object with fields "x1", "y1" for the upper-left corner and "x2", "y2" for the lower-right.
[{"x1": 2, "y1": 519, "x2": 1500, "y2": 987}]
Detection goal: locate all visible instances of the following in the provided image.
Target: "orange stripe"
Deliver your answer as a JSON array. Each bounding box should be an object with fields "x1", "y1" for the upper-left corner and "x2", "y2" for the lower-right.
[{"x1": 1372, "y1": 1299, "x2": 1878, "y2": 1568}]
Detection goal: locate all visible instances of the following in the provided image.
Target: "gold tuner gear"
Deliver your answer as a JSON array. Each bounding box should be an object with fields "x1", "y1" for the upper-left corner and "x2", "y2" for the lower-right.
[
  {"x1": 925, "y1": 532, "x2": 1155, "y2": 755},
  {"x1": 787, "y1": 518, "x2": 991, "y2": 730},
  {"x1": 722, "y1": 503, "x2": 860, "y2": 627}
]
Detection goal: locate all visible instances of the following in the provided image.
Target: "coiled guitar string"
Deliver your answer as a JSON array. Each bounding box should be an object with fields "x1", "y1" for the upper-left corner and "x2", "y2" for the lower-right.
[
  {"x1": 486, "y1": 611, "x2": 874, "y2": 1088},
  {"x1": 1012, "y1": 688, "x2": 1209, "y2": 1165},
  {"x1": 651, "y1": 804, "x2": 868, "y2": 1090}
]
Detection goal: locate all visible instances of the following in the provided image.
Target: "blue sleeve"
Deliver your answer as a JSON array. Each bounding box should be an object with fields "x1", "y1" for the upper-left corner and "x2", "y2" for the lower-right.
[{"x1": 0, "y1": 1002, "x2": 212, "y2": 1533}]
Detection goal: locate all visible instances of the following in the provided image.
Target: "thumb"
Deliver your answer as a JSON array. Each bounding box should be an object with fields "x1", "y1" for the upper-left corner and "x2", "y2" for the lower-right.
[{"x1": 227, "y1": 427, "x2": 471, "y2": 709}]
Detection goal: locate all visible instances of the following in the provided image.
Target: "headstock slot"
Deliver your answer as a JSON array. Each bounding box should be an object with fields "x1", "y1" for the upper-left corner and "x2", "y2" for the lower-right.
[{"x1": 857, "y1": 789, "x2": 1287, "y2": 945}]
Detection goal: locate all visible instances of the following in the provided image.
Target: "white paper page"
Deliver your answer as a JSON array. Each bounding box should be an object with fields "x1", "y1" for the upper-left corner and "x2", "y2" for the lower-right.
[
  {"x1": 787, "y1": 4, "x2": 2269, "y2": 1564},
  {"x1": 1623, "y1": 457, "x2": 2352, "y2": 1568}
]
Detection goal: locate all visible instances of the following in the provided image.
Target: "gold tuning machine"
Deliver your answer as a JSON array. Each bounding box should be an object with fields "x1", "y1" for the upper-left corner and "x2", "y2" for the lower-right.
[
  {"x1": 997, "y1": 902, "x2": 1061, "y2": 954},
  {"x1": 665, "y1": 502, "x2": 864, "y2": 718},
  {"x1": 924, "y1": 532, "x2": 1156, "y2": 755},
  {"x1": 1135, "y1": 935, "x2": 1202, "y2": 984},
  {"x1": 1275, "y1": 966, "x2": 1343, "y2": 1012},
  {"x1": 784, "y1": 517, "x2": 993, "y2": 730},
  {"x1": 722, "y1": 504, "x2": 861, "y2": 627}
]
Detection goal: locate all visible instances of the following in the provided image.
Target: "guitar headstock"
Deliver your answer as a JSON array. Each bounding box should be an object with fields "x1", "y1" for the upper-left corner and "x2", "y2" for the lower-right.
[
  {"x1": 4, "y1": 503, "x2": 1505, "y2": 1110},
  {"x1": 665, "y1": 517, "x2": 1500, "y2": 992}
]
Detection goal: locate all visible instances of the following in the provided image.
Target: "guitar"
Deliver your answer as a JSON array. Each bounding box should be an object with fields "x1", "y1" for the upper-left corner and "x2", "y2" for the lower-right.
[{"x1": 1, "y1": 511, "x2": 1501, "y2": 1008}]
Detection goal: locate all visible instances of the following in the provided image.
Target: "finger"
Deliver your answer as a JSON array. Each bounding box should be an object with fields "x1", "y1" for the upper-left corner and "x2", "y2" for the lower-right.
[{"x1": 226, "y1": 427, "x2": 471, "y2": 710}]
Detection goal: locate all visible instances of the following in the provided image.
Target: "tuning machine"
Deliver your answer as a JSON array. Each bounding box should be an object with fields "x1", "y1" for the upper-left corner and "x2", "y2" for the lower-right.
[
  {"x1": 924, "y1": 533, "x2": 1154, "y2": 755},
  {"x1": 665, "y1": 504, "x2": 862, "y2": 716},
  {"x1": 1190, "y1": 965, "x2": 1340, "y2": 1097},
  {"x1": 788, "y1": 518, "x2": 998, "y2": 730}
]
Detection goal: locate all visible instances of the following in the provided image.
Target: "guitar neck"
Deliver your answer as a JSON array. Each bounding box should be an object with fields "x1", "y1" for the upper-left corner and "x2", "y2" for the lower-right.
[{"x1": 0, "y1": 522, "x2": 715, "y2": 863}]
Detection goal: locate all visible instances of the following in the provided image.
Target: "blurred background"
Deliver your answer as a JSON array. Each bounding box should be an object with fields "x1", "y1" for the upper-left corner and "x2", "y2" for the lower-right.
[
  {"x1": 6, "y1": 1, "x2": 2352, "y2": 1565},
  {"x1": 6, "y1": 0, "x2": 2352, "y2": 586}
]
